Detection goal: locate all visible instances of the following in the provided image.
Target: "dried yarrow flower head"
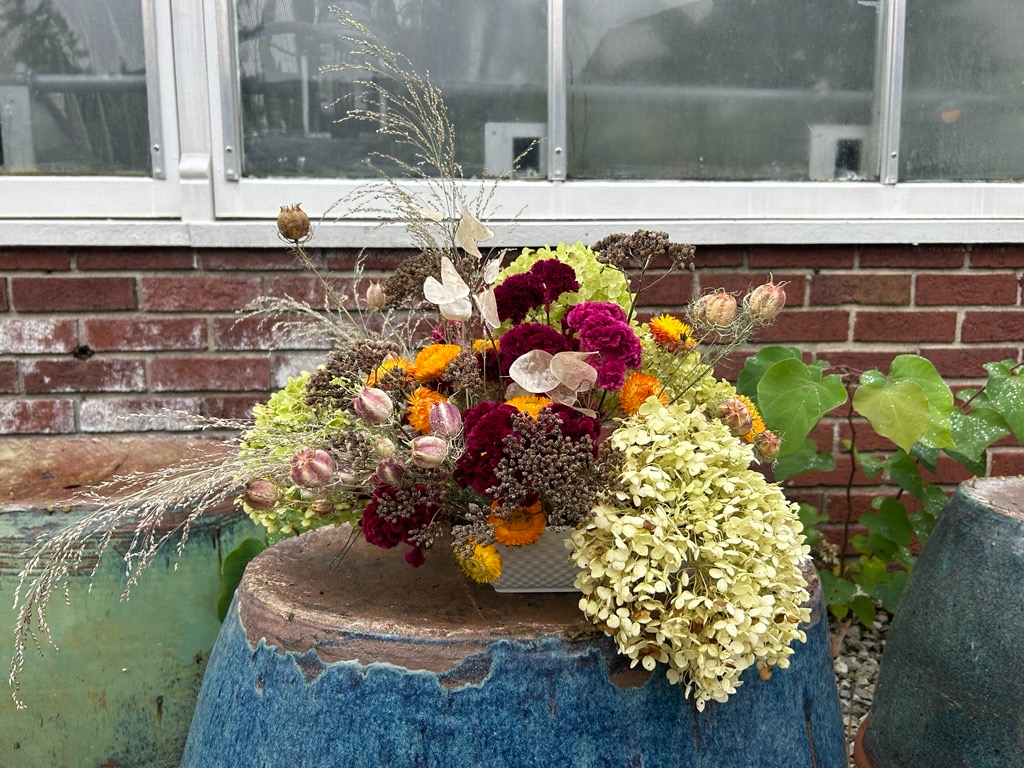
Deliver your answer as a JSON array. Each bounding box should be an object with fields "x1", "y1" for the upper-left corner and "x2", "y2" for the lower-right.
[
  {"x1": 277, "y1": 203, "x2": 311, "y2": 242},
  {"x1": 591, "y1": 229, "x2": 696, "y2": 272}
]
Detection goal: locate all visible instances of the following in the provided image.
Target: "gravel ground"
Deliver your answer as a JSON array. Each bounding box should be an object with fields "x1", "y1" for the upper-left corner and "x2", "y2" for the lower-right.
[{"x1": 832, "y1": 612, "x2": 891, "y2": 761}]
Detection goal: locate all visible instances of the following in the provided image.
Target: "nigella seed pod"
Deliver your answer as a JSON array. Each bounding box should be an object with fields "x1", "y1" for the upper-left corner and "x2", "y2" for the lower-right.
[
  {"x1": 289, "y1": 448, "x2": 334, "y2": 488},
  {"x1": 410, "y1": 435, "x2": 448, "y2": 468},
  {"x1": 428, "y1": 402, "x2": 463, "y2": 438},
  {"x1": 716, "y1": 398, "x2": 753, "y2": 437},
  {"x1": 277, "y1": 203, "x2": 310, "y2": 241},
  {"x1": 374, "y1": 436, "x2": 396, "y2": 458},
  {"x1": 243, "y1": 479, "x2": 280, "y2": 511},
  {"x1": 374, "y1": 458, "x2": 405, "y2": 486},
  {"x1": 353, "y1": 387, "x2": 394, "y2": 425},
  {"x1": 704, "y1": 292, "x2": 738, "y2": 327},
  {"x1": 310, "y1": 497, "x2": 335, "y2": 516},
  {"x1": 746, "y1": 280, "x2": 786, "y2": 324},
  {"x1": 754, "y1": 430, "x2": 782, "y2": 460},
  {"x1": 366, "y1": 283, "x2": 387, "y2": 311}
]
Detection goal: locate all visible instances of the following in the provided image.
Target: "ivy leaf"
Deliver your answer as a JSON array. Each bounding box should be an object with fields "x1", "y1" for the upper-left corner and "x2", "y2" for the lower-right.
[
  {"x1": 862, "y1": 497, "x2": 913, "y2": 547},
  {"x1": 819, "y1": 570, "x2": 857, "y2": 607},
  {"x1": 947, "y1": 407, "x2": 1009, "y2": 476},
  {"x1": 853, "y1": 378, "x2": 930, "y2": 453},
  {"x1": 757, "y1": 359, "x2": 847, "y2": 458},
  {"x1": 867, "y1": 569, "x2": 910, "y2": 613},
  {"x1": 888, "y1": 355, "x2": 955, "y2": 450},
  {"x1": 886, "y1": 450, "x2": 925, "y2": 497},
  {"x1": 984, "y1": 361, "x2": 1024, "y2": 443},
  {"x1": 850, "y1": 595, "x2": 877, "y2": 628},
  {"x1": 796, "y1": 503, "x2": 827, "y2": 548},
  {"x1": 736, "y1": 346, "x2": 802, "y2": 398},
  {"x1": 218, "y1": 537, "x2": 268, "y2": 621},
  {"x1": 773, "y1": 438, "x2": 836, "y2": 482},
  {"x1": 911, "y1": 444, "x2": 940, "y2": 473}
]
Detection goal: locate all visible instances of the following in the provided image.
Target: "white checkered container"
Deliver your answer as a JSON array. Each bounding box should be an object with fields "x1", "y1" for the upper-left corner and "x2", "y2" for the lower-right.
[{"x1": 491, "y1": 527, "x2": 580, "y2": 593}]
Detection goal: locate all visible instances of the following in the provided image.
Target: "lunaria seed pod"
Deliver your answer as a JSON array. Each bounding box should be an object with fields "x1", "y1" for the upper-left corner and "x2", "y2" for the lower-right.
[
  {"x1": 716, "y1": 398, "x2": 753, "y2": 437},
  {"x1": 754, "y1": 430, "x2": 782, "y2": 460},
  {"x1": 353, "y1": 387, "x2": 394, "y2": 425},
  {"x1": 277, "y1": 203, "x2": 310, "y2": 241},
  {"x1": 428, "y1": 402, "x2": 463, "y2": 438},
  {"x1": 411, "y1": 435, "x2": 448, "y2": 468},
  {"x1": 746, "y1": 280, "x2": 786, "y2": 324},
  {"x1": 243, "y1": 479, "x2": 279, "y2": 511},
  {"x1": 704, "y1": 292, "x2": 738, "y2": 327},
  {"x1": 289, "y1": 448, "x2": 334, "y2": 488},
  {"x1": 366, "y1": 283, "x2": 387, "y2": 311},
  {"x1": 374, "y1": 458, "x2": 405, "y2": 486}
]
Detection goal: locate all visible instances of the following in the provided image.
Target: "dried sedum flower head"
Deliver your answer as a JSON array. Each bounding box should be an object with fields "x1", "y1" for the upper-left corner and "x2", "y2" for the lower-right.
[
  {"x1": 277, "y1": 203, "x2": 311, "y2": 242},
  {"x1": 571, "y1": 398, "x2": 810, "y2": 710}
]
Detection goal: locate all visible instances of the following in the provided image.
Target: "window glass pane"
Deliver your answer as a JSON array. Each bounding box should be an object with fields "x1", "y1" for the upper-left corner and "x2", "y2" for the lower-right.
[
  {"x1": 237, "y1": 1, "x2": 547, "y2": 179},
  {"x1": 566, "y1": 0, "x2": 880, "y2": 181},
  {"x1": 0, "y1": 0, "x2": 150, "y2": 175},
  {"x1": 900, "y1": 0, "x2": 1024, "y2": 180}
]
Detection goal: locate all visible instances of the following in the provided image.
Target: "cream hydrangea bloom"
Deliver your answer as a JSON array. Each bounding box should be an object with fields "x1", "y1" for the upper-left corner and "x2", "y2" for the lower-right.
[{"x1": 571, "y1": 397, "x2": 810, "y2": 710}]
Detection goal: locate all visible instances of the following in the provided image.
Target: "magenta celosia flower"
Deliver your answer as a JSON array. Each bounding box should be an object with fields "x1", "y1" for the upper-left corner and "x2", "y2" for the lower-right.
[
  {"x1": 361, "y1": 483, "x2": 437, "y2": 567},
  {"x1": 530, "y1": 258, "x2": 580, "y2": 307},
  {"x1": 564, "y1": 302, "x2": 641, "y2": 389},
  {"x1": 494, "y1": 272, "x2": 545, "y2": 323},
  {"x1": 497, "y1": 322, "x2": 571, "y2": 376},
  {"x1": 454, "y1": 401, "x2": 519, "y2": 495},
  {"x1": 544, "y1": 403, "x2": 601, "y2": 449}
]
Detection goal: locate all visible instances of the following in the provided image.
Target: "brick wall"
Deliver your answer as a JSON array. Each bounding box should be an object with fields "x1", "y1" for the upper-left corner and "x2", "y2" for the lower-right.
[{"x1": 2, "y1": 243, "x2": 1023, "y2": 546}]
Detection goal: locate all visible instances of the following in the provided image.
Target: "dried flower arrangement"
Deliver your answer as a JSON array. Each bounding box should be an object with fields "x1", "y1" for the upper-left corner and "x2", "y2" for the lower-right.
[{"x1": 10, "y1": 11, "x2": 808, "y2": 711}]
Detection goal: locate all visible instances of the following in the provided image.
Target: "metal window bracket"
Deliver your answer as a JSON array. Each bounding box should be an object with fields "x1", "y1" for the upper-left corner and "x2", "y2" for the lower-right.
[
  {"x1": 547, "y1": 0, "x2": 567, "y2": 181},
  {"x1": 216, "y1": 0, "x2": 242, "y2": 181},
  {"x1": 141, "y1": 0, "x2": 166, "y2": 179}
]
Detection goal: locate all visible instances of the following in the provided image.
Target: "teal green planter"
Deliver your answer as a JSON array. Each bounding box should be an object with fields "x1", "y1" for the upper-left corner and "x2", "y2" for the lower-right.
[{"x1": 0, "y1": 437, "x2": 257, "y2": 768}]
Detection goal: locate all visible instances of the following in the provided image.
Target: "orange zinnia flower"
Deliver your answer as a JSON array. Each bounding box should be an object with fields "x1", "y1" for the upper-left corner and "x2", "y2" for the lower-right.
[
  {"x1": 619, "y1": 372, "x2": 668, "y2": 415},
  {"x1": 648, "y1": 314, "x2": 694, "y2": 352},
  {"x1": 489, "y1": 501, "x2": 546, "y2": 547},
  {"x1": 505, "y1": 395, "x2": 551, "y2": 420},
  {"x1": 735, "y1": 394, "x2": 766, "y2": 442},
  {"x1": 406, "y1": 387, "x2": 448, "y2": 433},
  {"x1": 412, "y1": 344, "x2": 461, "y2": 383}
]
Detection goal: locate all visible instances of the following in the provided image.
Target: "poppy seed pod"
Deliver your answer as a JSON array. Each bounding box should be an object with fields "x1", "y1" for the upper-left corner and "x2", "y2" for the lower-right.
[
  {"x1": 277, "y1": 203, "x2": 310, "y2": 241},
  {"x1": 704, "y1": 292, "x2": 738, "y2": 327},
  {"x1": 353, "y1": 387, "x2": 394, "y2": 425},
  {"x1": 716, "y1": 398, "x2": 753, "y2": 437},
  {"x1": 746, "y1": 281, "x2": 786, "y2": 324},
  {"x1": 428, "y1": 402, "x2": 463, "y2": 438},
  {"x1": 411, "y1": 435, "x2": 448, "y2": 468},
  {"x1": 242, "y1": 479, "x2": 280, "y2": 511},
  {"x1": 289, "y1": 448, "x2": 334, "y2": 488}
]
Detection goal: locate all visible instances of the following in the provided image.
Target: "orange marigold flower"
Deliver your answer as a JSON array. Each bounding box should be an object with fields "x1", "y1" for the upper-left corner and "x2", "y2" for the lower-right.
[
  {"x1": 489, "y1": 501, "x2": 546, "y2": 547},
  {"x1": 406, "y1": 387, "x2": 448, "y2": 433},
  {"x1": 472, "y1": 338, "x2": 499, "y2": 355},
  {"x1": 505, "y1": 395, "x2": 551, "y2": 420},
  {"x1": 366, "y1": 356, "x2": 414, "y2": 387},
  {"x1": 648, "y1": 314, "x2": 694, "y2": 352},
  {"x1": 735, "y1": 394, "x2": 766, "y2": 442},
  {"x1": 412, "y1": 344, "x2": 461, "y2": 383},
  {"x1": 458, "y1": 540, "x2": 502, "y2": 583},
  {"x1": 619, "y1": 372, "x2": 668, "y2": 415}
]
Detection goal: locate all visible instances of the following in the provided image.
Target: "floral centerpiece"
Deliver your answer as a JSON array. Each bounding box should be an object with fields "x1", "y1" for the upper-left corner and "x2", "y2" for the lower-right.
[{"x1": 10, "y1": 12, "x2": 809, "y2": 712}]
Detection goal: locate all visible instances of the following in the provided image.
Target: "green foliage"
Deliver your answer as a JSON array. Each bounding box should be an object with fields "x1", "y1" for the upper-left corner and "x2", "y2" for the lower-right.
[
  {"x1": 738, "y1": 347, "x2": 1024, "y2": 626},
  {"x1": 218, "y1": 537, "x2": 268, "y2": 621}
]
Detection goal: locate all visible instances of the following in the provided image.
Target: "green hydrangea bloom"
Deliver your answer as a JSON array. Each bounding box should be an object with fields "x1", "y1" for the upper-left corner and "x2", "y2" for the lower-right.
[
  {"x1": 499, "y1": 242, "x2": 634, "y2": 324},
  {"x1": 639, "y1": 336, "x2": 738, "y2": 411},
  {"x1": 571, "y1": 397, "x2": 810, "y2": 710}
]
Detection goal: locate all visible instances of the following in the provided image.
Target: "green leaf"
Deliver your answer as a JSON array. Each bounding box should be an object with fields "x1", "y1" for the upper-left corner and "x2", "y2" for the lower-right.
[
  {"x1": 773, "y1": 438, "x2": 836, "y2": 482},
  {"x1": 857, "y1": 451, "x2": 887, "y2": 478},
  {"x1": 796, "y1": 502, "x2": 827, "y2": 548},
  {"x1": 886, "y1": 450, "x2": 925, "y2": 497},
  {"x1": 218, "y1": 537, "x2": 268, "y2": 621},
  {"x1": 888, "y1": 355, "x2": 955, "y2": 450},
  {"x1": 736, "y1": 346, "x2": 802, "y2": 398},
  {"x1": 985, "y1": 362, "x2": 1024, "y2": 443},
  {"x1": 911, "y1": 444, "x2": 940, "y2": 473},
  {"x1": 862, "y1": 498, "x2": 913, "y2": 547},
  {"x1": 853, "y1": 378, "x2": 930, "y2": 453},
  {"x1": 867, "y1": 569, "x2": 910, "y2": 613},
  {"x1": 850, "y1": 595, "x2": 877, "y2": 628},
  {"x1": 819, "y1": 570, "x2": 857, "y2": 607},
  {"x1": 757, "y1": 359, "x2": 847, "y2": 458},
  {"x1": 947, "y1": 407, "x2": 1009, "y2": 476},
  {"x1": 909, "y1": 508, "x2": 938, "y2": 545}
]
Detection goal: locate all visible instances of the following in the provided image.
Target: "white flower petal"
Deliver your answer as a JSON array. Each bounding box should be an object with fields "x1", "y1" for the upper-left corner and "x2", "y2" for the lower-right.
[{"x1": 509, "y1": 349, "x2": 558, "y2": 393}]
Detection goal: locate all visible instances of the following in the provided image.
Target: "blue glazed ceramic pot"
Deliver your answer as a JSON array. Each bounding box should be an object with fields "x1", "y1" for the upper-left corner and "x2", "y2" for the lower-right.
[{"x1": 182, "y1": 525, "x2": 844, "y2": 768}]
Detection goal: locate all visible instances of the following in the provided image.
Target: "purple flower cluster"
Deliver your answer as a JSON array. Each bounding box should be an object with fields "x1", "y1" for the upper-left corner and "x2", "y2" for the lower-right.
[
  {"x1": 565, "y1": 302, "x2": 642, "y2": 389},
  {"x1": 497, "y1": 322, "x2": 571, "y2": 376},
  {"x1": 494, "y1": 258, "x2": 580, "y2": 323},
  {"x1": 454, "y1": 401, "x2": 519, "y2": 494}
]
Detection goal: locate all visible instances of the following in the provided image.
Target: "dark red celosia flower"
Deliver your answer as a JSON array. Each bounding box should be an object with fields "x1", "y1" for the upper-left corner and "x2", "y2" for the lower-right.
[
  {"x1": 545, "y1": 403, "x2": 602, "y2": 450},
  {"x1": 360, "y1": 484, "x2": 436, "y2": 565},
  {"x1": 494, "y1": 272, "x2": 545, "y2": 323},
  {"x1": 530, "y1": 258, "x2": 580, "y2": 307},
  {"x1": 454, "y1": 401, "x2": 519, "y2": 495},
  {"x1": 497, "y1": 322, "x2": 572, "y2": 376},
  {"x1": 405, "y1": 547, "x2": 426, "y2": 567}
]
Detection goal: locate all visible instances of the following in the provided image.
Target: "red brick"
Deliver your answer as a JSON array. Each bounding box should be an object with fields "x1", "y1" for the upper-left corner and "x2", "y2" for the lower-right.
[
  {"x1": 920, "y1": 456, "x2": 975, "y2": 485},
  {"x1": 11, "y1": 277, "x2": 137, "y2": 312},
  {"x1": 990, "y1": 449, "x2": 1024, "y2": 477},
  {"x1": 0, "y1": 280, "x2": 7, "y2": 311},
  {"x1": 328, "y1": 248, "x2": 413, "y2": 271},
  {"x1": 150, "y1": 356, "x2": 271, "y2": 392},
  {"x1": 784, "y1": 455, "x2": 876, "y2": 487},
  {"x1": 919, "y1": 346, "x2": 1019, "y2": 378},
  {"x1": 75, "y1": 248, "x2": 195, "y2": 270},
  {"x1": 748, "y1": 246, "x2": 855, "y2": 269},
  {"x1": 754, "y1": 310, "x2": 850, "y2": 342},
  {"x1": 838, "y1": 420, "x2": 898, "y2": 451},
  {"x1": 139, "y1": 276, "x2": 261, "y2": 312},
  {"x1": 693, "y1": 246, "x2": 745, "y2": 268},
  {"x1": 84, "y1": 317, "x2": 207, "y2": 351},
  {"x1": 854, "y1": 310, "x2": 956, "y2": 342},
  {"x1": 0, "y1": 361, "x2": 17, "y2": 393},
  {"x1": 23, "y1": 359, "x2": 146, "y2": 393},
  {"x1": 859, "y1": 245, "x2": 965, "y2": 269},
  {"x1": 635, "y1": 273, "x2": 694, "y2": 307},
  {"x1": 0, "y1": 318, "x2": 78, "y2": 353},
  {"x1": 79, "y1": 396, "x2": 204, "y2": 432},
  {"x1": 203, "y1": 395, "x2": 264, "y2": 421},
  {"x1": 1, "y1": 248, "x2": 71, "y2": 271},
  {"x1": 815, "y1": 350, "x2": 903, "y2": 375},
  {"x1": 915, "y1": 273, "x2": 1018, "y2": 306},
  {"x1": 213, "y1": 316, "x2": 329, "y2": 351},
  {"x1": 785, "y1": 490, "x2": 824, "y2": 510},
  {"x1": 810, "y1": 274, "x2": 911, "y2": 306},
  {"x1": 819, "y1": 524, "x2": 867, "y2": 556},
  {"x1": 823, "y1": 492, "x2": 876, "y2": 523},
  {"x1": 273, "y1": 352, "x2": 325, "y2": 388},
  {"x1": 201, "y1": 249, "x2": 323, "y2": 271},
  {"x1": 969, "y1": 245, "x2": 1024, "y2": 269},
  {"x1": 0, "y1": 399, "x2": 75, "y2": 434},
  {"x1": 962, "y1": 311, "x2": 1024, "y2": 343},
  {"x1": 699, "y1": 273, "x2": 806, "y2": 305}
]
